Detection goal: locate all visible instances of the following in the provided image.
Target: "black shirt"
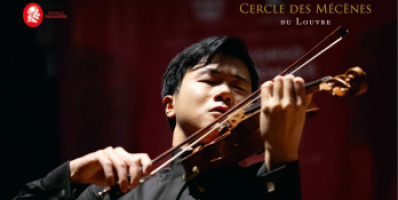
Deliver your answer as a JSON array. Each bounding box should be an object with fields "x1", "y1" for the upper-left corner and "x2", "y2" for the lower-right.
[{"x1": 14, "y1": 151, "x2": 301, "y2": 200}]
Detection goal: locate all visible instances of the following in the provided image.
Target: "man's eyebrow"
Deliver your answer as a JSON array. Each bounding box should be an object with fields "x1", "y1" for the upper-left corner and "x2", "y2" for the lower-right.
[
  {"x1": 233, "y1": 74, "x2": 250, "y2": 83},
  {"x1": 196, "y1": 68, "x2": 250, "y2": 83}
]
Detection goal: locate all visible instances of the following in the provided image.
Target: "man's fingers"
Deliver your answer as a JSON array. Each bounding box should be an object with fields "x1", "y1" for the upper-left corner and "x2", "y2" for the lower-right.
[
  {"x1": 283, "y1": 75, "x2": 295, "y2": 105},
  {"x1": 95, "y1": 150, "x2": 116, "y2": 186},
  {"x1": 261, "y1": 81, "x2": 273, "y2": 103},
  {"x1": 69, "y1": 146, "x2": 153, "y2": 192},
  {"x1": 114, "y1": 148, "x2": 152, "y2": 188},
  {"x1": 129, "y1": 158, "x2": 143, "y2": 188},
  {"x1": 104, "y1": 147, "x2": 129, "y2": 192},
  {"x1": 273, "y1": 76, "x2": 284, "y2": 101},
  {"x1": 113, "y1": 147, "x2": 142, "y2": 187},
  {"x1": 139, "y1": 154, "x2": 152, "y2": 175},
  {"x1": 293, "y1": 77, "x2": 306, "y2": 106},
  {"x1": 114, "y1": 148, "x2": 152, "y2": 175},
  {"x1": 127, "y1": 154, "x2": 152, "y2": 188}
]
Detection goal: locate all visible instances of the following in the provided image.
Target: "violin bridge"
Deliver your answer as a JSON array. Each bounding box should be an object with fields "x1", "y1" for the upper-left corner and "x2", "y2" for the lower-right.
[
  {"x1": 227, "y1": 109, "x2": 246, "y2": 128},
  {"x1": 217, "y1": 121, "x2": 231, "y2": 132}
]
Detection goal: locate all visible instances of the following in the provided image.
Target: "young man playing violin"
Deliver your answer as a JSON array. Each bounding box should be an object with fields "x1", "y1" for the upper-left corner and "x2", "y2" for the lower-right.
[{"x1": 14, "y1": 36, "x2": 310, "y2": 200}]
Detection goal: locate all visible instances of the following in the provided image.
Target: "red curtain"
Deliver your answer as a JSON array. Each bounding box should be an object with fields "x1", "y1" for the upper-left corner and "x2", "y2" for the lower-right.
[{"x1": 58, "y1": 0, "x2": 396, "y2": 199}]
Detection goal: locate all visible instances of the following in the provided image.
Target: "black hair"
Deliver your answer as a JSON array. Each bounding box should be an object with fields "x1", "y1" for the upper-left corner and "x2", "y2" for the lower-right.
[{"x1": 161, "y1": 36, "x2": 259, "y2": 129}]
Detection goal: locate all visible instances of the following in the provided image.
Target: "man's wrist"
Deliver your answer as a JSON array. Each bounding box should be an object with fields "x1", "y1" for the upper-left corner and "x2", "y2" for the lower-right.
[{"x1": 265, "y1": 149, "x2": 299, "y2": 170}]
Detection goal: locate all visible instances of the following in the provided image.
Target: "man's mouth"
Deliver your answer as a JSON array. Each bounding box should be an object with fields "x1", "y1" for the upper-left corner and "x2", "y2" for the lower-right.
[{"x1": 209, "y1": 106, "x2": 229, "y2": 114}]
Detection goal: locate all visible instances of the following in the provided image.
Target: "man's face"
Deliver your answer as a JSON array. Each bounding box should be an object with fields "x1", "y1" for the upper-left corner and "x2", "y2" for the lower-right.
[{"x1": 172, "y1": 55, "x2": 252, "y2": 143}]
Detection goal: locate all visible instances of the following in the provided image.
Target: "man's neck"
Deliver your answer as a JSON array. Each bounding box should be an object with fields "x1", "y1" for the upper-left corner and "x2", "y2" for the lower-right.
[{"x1": 172, "y1": 125, "x2": 189, "y2": 148}]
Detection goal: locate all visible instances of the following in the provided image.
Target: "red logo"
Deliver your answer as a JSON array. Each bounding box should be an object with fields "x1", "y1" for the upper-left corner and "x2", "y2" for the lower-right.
[{"x1": 23, "y1": 3, "x2": 43, "y2": 27}]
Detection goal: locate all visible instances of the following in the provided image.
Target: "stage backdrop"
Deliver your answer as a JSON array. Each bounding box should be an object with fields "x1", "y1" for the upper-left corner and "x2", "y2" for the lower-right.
[{"x1": 3, "y1": 0, "x2": 396, "y2": 199}]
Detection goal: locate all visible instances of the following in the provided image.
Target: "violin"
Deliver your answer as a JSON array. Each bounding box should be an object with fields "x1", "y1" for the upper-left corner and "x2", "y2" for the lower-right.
[
  {"x1": 181, "y1": 66, "x2": 367, "y2": 183},
  {"x1": 98, "y1": 26, "x2": 368, "y2": 198}
]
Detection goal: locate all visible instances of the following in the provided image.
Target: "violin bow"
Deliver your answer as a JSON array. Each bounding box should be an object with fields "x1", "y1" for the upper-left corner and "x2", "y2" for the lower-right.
[{"x1": 150, "y1": 26, "x2": 349, "y2": 169}]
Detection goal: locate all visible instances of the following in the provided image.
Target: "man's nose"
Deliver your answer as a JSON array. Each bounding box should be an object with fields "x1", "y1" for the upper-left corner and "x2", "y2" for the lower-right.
[{"x1": 214, "y1": 83, "x2": 233, "y2": 104}]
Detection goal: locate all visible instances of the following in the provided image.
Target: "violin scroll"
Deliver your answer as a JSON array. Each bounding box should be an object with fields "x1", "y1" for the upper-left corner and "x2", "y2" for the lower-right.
[{"x1": 320, "y1": 66, "x2": 367, "y2": 97}]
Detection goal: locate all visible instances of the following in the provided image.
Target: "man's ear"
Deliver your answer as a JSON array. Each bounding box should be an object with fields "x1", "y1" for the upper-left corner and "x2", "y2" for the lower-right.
[{"x1": 162, "y1": 95, "x2": 176, "y2": 119}]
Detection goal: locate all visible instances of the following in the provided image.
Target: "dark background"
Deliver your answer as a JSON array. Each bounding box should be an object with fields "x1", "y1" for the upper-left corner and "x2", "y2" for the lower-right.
[{"x1": 2, "y1": 0, "x2": 397, "y2": 199}]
